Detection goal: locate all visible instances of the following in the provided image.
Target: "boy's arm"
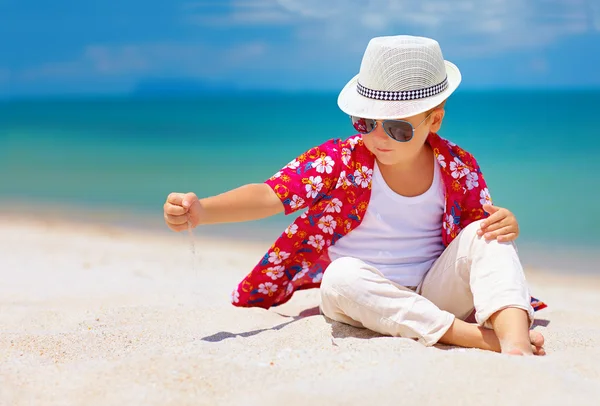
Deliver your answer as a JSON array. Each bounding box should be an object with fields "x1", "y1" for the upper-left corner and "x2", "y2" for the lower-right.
[
  {"x1": 166, "y1": 139, "x2": 343, "y2": 231},
  {"x1": 197, "y1": 183, "x2": 284, "y2": 225},
  {"x1": 165, "y1": 185, "x2": 282, "y2": 231}
]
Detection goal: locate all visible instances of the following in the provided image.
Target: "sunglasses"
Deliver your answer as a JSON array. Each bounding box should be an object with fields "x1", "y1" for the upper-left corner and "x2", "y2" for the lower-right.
[{"x1": 350, "y1": 111, "x2": 433, "y2": 142}]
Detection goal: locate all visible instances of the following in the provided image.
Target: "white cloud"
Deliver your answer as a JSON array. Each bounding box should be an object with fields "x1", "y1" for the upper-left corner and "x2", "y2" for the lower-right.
[
  {"x1": 276, "y1": 0, "x2": 340, "y2": 19},
  {"x1": 187, "y1": 10, "x2": 292, "y2": 26},
  {"x1": 184, "y1": 0, "x2": 303, "y2": 26},
  {"x1": 186, "y1": 0, "x2": 594, "y2": 56},
  {"x1": 16, "y1": 41, "x2": 268, "y2": 82},
  {"x1": 12, "y1": 0, "x2": 598, "y2": 92},
  {"x1": 84, "y1": 45, "x2": 149, "y2": 75}
]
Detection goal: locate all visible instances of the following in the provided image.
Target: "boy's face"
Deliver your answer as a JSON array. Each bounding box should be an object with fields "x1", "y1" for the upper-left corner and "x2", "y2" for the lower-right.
[{"x1": 362, "y1": 108, "x2": 444, "y2": 166}]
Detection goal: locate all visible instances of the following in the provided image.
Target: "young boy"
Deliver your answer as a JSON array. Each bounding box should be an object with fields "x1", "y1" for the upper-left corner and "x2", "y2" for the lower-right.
[{"x1": 163, "y1": 35, "x2": 546, "y2": 355}]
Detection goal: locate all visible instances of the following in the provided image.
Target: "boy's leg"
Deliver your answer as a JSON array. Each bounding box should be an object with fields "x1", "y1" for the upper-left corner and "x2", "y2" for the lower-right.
[
  {"x1": 418, "y1": 220, "x2": 538, "y2": 354},
  {"x1": 320, "y1": 254, "x2": 543, "y2": 353},
  {"x1": 320, "y1": 256, "x2": 456, "y2": 346}
]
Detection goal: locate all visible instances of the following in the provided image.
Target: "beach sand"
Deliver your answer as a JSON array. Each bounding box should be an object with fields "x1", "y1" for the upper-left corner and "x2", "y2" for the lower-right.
[{"x1": 1, "y1": 215, "x2": 600, "y2": 405}]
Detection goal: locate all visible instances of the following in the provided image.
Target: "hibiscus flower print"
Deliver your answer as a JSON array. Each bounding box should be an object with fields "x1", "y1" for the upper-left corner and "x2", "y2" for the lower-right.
[
  {"x1": 292, "y1": 270, "x2": 306, "y2": 282},
  {"x1": 324, "y1": 198, "x2": 343, "y2": 213},
  {"x1": 341, "y1": 148, "x2": 352, "y2": 166},
  {"x1": 480, "y1": 188, "x2": 492, "y2": 206},
  {"x1": 318, "y1": 215, "x2": 337, "y2": 235},
  {"x1": 305, "y1": 176, "x2": 324, "y2": 199},
  {"x1": 258, "y1": 282, "x2": 278, "y2": 296},
  {"x1": 312, "y1": 273, "x2": 323, "y2": 283},
  {"x1": 230, "y1": 289, "x2": 240, "y2": 304},
  {"x1": 443, "y1": 214, "x2": 454, "y2": 235},
  {"x1": 436, "y1": 153, "x2": 447, "y2": 168},
  {"x1": 336, "y1": 171, "x2": 350, "y2": 189},
  {"x1": 290, "y1": 195, "x2": 305, "y2": 210},
  {"x1": 466, "y1": 172, "x2": 479, "y2": 190},
  {"x1": 313, "y1": 155, "x2": 335, "y2": 174},
  {"x1": 284, "y1": 224, "x2": 298, "y2": 236},
  {"x1": 292, "y1": 261, "x2": 310, "y2": 282},
  {"x1": 308, "y1": 234, "x2": 325, "y2": 251},
  {"x1": 300, "y1": 261, "x2": 311, "y2": 276},
  {"x1": 354, "y1": 166, "x2": 373, "y2": 188},
  {"x1": 450, "y1": 157, "x2": 470, "y2": 179},
  {"x1": 348, "y1": 136, "x2": 360, "y2": 148},
  {"x1": 266, "y1": 266, "x2": 285, "y2": 280},
  {"x1": 268, "y1": 249, "x2": 290, "y2": 265},
  {"x1": 286, "y1": 159, "x2": 300, "y2": 170}
]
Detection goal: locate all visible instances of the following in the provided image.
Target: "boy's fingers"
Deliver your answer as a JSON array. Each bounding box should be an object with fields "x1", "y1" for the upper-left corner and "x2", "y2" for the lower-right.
[
  {"x1": 164, "y1": 213, "x2": 189, "y2": 226},
  {"x1": 169, "y1": 223, "x2": 189, "y2": 232},
  {"x1": 480, "y1": 210, "x2": 506, "y2": 230},
  {"x1": 484, "y1": 226, "x2": 512, "y2": 240},
  {"x1": 481, "y1": 218, "x2": 510, "y2": 233},
  {"x1": 482, "y1": 204, "x2": 499, "y2": 214},
  {"x1": 164, "y1": 203, "x2": 186, "y2": 216},
  {"x1": 497, "y1": 233, "x2": 518, "y2": 242},
  {"x1": 182, "y1": 192, "x2": 198, "y2": 208},
  {"x1": 168, "y1": 193, "x2": 184, "y2": 205}
]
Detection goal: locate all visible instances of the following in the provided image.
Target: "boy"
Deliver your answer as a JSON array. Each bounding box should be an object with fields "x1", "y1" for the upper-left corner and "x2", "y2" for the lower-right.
[{"x1": 163, "y1": 35, "x2": 546, "y2": 355}]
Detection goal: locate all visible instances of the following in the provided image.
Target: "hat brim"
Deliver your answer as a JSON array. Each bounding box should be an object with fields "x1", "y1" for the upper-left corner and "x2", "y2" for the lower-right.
[{"x1": 337, "y1": 61, "x2": 462, "y2": 120}]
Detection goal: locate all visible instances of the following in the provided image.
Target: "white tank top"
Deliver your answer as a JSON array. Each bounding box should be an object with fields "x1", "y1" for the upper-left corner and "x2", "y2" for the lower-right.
[{"x1": 328, "y1": 157, "x2": 445, "y2": 287}]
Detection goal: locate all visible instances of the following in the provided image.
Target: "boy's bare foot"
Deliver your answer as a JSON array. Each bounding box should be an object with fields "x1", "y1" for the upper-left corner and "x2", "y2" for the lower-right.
[
  {"x1": 489, "y1": 307, "x2": 546, "y2": 356},
  {"x1": 506, "y1": 330, "x2": 545, "y2": 356},
  {"x1": 439, "y1": 317, "x2": 546, "y2": 356}
]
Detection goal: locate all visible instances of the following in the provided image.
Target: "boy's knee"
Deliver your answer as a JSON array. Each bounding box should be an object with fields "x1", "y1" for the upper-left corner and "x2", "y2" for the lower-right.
[
  {"x1": 462, "y1": 219, "x2": 484, "y2": 240},
  {"x1": 321, "y1": 257, "x2": 365, "y2": 297},
  {"x1": 462, "y1": 219, "x2": 515, "y2": 249}
]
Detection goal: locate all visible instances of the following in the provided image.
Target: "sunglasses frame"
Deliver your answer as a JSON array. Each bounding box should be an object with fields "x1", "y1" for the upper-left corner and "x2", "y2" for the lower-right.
[{"x1": 350, "y1": 110, "x2": 434, "y2": 142}]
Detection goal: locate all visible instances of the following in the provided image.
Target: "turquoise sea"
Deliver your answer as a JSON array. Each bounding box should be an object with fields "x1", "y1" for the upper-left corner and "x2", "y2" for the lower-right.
[{"x1": 1, "y1": 90, "x2": 599, "y2": 272}]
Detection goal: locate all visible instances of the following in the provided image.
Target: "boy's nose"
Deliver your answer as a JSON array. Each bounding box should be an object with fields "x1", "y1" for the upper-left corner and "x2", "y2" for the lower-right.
[{"x1": 373, "y1": 124, "x2": 389, "y2": 140}]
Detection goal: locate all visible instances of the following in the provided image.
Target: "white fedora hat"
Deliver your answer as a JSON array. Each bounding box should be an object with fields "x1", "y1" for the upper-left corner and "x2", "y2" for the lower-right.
[{"x1": 338, "y1": 35, "x2": 461, "y2": 120}]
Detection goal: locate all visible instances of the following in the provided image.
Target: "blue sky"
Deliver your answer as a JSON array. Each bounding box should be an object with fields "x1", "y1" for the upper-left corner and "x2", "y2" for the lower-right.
[{"x1": 1, "y1": 0, "x2": 600, "y2": 97}]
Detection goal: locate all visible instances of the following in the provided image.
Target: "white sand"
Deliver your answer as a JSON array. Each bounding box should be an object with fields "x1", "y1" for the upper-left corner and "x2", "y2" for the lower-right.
[{"x1": 1, "y1": 216, "x2": 600, "y2": 405}]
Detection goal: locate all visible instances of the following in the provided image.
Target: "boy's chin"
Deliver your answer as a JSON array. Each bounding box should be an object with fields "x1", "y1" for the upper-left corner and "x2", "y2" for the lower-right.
[{"x1": 374, "y1": 153, "x2": 401, "y2": 166}]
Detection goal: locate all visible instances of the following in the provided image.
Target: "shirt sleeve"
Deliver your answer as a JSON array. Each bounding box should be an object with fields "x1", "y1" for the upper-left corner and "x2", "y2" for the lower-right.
[
  {"x1": 459, "y1": 154, "x2": 492, "y2": 229},
  {"x1": 265, "y1": 139, "x2": 343, "y2": 215}
]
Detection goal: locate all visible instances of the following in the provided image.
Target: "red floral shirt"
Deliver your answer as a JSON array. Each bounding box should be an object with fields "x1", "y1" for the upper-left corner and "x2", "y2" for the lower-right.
[{"x1": 230, "y1": 133, "x2": 547, "y2": 312}]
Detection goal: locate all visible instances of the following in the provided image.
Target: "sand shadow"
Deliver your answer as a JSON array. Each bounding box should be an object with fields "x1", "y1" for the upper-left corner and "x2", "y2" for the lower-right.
[
  {"x1": 200, "y1": 306, "x2": 321, "y2": 343},
  {"x1": 532, "y1": 319, "x2": 550, "y2": 328},
  {"x1": 323, "y1": 316, "x2": 384, "y2": 340}
]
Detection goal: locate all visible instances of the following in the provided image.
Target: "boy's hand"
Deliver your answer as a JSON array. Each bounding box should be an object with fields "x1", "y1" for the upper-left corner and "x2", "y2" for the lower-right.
[
  {"x1": 477, "y1": 204, "x2": 519, "y2": 242},
  {"x1": 164, "y1": 192, "x2": 202, "y2": 232}
]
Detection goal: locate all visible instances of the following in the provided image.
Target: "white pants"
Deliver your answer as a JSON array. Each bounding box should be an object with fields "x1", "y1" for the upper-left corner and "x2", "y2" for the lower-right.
[{"x1": 320, "y1": 220, "x2": 535, "y2": 346}]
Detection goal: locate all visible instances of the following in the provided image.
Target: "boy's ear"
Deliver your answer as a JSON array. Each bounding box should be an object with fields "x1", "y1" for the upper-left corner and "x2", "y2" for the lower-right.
[{"x1": 429, "y1": 108, "x2": 445, "y2": 133}]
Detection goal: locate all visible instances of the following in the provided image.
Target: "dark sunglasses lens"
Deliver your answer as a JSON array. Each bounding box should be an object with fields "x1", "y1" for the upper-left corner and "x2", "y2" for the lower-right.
[
  {"x1": 351, "y1": 116, "x2": 376, "y2": 134},
  {"x1": 383, "y1": 121, "x2": 413, "y2": 141}
]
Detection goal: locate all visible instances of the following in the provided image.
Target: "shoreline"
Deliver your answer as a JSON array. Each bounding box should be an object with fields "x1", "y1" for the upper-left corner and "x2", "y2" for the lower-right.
[{"x1": 5, "y1": 199, "x2": 599, "y2": 275}]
